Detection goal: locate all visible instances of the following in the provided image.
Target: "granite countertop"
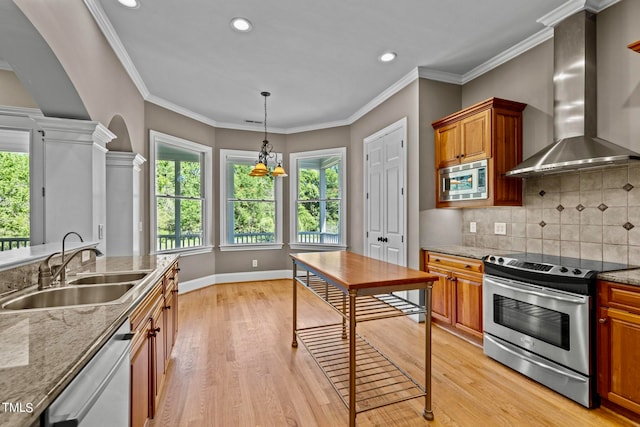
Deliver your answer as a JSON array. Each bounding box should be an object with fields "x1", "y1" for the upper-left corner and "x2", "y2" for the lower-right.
[
  {"x1": 0, "y1": 254, "x2": 179, "y2": 427},
  {"x1": 421, "y1": 245, "x2": 500, "y2": 260},
  {"x1": 421, "y1": 245, "x2": 640, "y2": 287},
  {"x1": 597, "y1": 268, "x2": 640, "y2": 287}
]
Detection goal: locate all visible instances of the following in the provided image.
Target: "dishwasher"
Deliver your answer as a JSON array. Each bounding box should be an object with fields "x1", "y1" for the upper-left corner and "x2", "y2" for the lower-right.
[{"x1": 42, "y1": 319, "x2": 132, "y2": 427}]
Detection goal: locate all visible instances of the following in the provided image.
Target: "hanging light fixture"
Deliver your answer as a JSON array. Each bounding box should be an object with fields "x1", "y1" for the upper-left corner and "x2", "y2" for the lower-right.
[{"x1": 249, "y1": 91, "x2": 287, "y2": 177}]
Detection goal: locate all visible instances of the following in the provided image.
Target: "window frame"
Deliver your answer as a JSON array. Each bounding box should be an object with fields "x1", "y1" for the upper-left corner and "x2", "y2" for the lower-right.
[
  {"x1": 289, "y1": 147, "x2": 347, "y2": 251},
  {"x1": 149, "y1": 130, "x2": 213, "y2": 255},
  {"x1": 219, "y1": 149, "x2": 284, "y2": 251}
]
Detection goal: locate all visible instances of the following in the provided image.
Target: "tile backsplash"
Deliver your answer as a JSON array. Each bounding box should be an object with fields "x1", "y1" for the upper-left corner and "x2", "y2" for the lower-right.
[{"x1": 462, "y1": 164, "x2": 640, "y2": 264}]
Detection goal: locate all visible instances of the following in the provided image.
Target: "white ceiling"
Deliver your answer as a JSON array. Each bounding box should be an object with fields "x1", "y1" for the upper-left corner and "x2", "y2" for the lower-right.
[{"x1": 11, "y1": 0, "x2": 621, "y2": 132}]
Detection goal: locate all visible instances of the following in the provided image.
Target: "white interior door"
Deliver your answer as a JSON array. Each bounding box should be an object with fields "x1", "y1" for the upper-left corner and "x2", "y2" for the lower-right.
[{"x1": 364, "y1": 119, "x2": 406, "y2": 267}]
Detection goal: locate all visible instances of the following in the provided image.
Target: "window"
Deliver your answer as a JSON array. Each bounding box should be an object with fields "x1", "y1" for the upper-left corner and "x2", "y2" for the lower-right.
[
  {"x1": 220, "y1": 149, "x2": 283, "y2": 250},
  {"x1": 150, "y1": 130, "x2": 212, "y2": 254},
  {"x1": 0, "y1": 129, "x2": 30, "y2": 251},
  {"x1": 290, "y1": 147, "x2": 346, "y2": 249}
]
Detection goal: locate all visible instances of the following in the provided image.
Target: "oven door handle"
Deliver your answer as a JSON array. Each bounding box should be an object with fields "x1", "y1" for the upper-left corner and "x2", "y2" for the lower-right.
[
  {"x1": 486, "y1": 277, "x2": 587, "y2": 304},
  {"x1": 485, "y1": 335, "x2": 587, "y2": 382}
]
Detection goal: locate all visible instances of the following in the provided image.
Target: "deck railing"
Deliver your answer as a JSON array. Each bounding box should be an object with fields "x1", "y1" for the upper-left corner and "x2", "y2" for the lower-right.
[
  {"x1": 156, "y1": 231, "x2": 340, "y2": 250},
  {"x1": 0, "y1": 237, "x2": 30, "y2": 252}
]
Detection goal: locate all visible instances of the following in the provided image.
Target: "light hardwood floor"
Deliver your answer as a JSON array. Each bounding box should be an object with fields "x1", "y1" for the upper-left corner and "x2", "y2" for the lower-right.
[{"x1": 150, "y1": 279, "x2": 638, "y2": 427}]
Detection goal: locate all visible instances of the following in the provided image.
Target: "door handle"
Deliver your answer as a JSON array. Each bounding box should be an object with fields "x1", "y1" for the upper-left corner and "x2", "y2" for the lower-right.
[
  {"x1": 382, "y1": 237, "x2": 388, "y2": 242},
  {"x1": 377, "y1": 237, "x2": 382, "y2": 242}
]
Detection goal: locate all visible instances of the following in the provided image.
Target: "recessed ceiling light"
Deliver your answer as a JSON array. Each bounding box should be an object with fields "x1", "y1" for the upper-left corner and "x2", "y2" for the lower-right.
[
  {"x1": 230, "y1": 17, "x2": 253, "y2": 32},
  {"x1": 117, "y1": 0, "x2": 139, "y2": 8},
  {"x1": 378, "y1": 52, "x2": 397, "y2": 63}
]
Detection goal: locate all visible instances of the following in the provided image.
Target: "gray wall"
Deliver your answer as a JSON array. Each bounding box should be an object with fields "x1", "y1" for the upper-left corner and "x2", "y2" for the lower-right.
[
  {"x1": 349, "y1": 80, "x2": 421, "y2": 269},
  {"x1": 462, "y1": 39, "x2": 554, "y2": 159}
]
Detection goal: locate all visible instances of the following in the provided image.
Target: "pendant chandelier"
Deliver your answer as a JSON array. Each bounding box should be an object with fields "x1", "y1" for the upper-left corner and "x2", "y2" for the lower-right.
[{"x1": 249, "y1": 91, "x2": 287, "y2": 177}]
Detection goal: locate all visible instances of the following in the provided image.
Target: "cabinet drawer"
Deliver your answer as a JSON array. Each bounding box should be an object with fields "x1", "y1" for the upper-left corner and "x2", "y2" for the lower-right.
[
  {"x1": 599, "y1": 281, "x2": 640, "y2": 315},
  {"x1": 427, "y1": 252, "x2": 483, "y2": 275}
]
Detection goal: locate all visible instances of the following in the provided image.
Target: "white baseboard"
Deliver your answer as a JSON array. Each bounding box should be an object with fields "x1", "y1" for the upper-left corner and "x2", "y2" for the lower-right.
[{"x1": 179, "y1": 269, "x2": 293, "y2": 294}]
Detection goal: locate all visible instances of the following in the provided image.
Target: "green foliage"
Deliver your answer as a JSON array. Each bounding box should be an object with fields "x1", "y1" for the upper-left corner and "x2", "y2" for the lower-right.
[
  {"x1": 231, "y1": 164, "x2": 275, "y2": 240},
  {"x1": 297, "y1": 165, "x2": 340, "y2": 233},
  {"x1": 0, "y1": 151, "x2": 30, "y2": 238},
  {"x1": 155, "y1": 159, "x2": 202, "y2": 249}
]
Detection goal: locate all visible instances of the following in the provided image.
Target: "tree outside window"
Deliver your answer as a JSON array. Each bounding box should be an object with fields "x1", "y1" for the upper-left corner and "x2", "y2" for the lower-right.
[{"x1": 0, "y1": 131, "x2": 30, "y2": 251}]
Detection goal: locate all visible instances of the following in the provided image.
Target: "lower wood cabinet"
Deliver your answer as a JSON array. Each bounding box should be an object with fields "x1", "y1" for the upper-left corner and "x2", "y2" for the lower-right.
[
  {"x1": 597, "y1": 280, "x2": 640, "y2": 419},
  {"x1": 130, "y1": 260, "x2": 179, "y2": 427},
  {"x1": 423, "y1": 251, "x2": 483, "y2": 342}
]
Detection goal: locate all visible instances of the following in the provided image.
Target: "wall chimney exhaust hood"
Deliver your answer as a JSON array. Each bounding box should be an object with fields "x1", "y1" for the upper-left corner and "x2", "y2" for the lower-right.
[{"x1": 506, "y1": 11, "x2": 640, "y2": 178}]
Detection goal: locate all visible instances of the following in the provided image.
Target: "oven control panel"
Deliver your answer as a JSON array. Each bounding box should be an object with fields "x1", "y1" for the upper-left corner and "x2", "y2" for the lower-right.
[{"x1": 483, "y1": 255, "x2": 592, "y2": 279}]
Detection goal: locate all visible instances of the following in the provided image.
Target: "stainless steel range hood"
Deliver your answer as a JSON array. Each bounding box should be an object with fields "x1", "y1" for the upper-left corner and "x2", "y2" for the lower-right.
[{"x1": 506, "y1": 11, "x2": 640, "y2": 178}]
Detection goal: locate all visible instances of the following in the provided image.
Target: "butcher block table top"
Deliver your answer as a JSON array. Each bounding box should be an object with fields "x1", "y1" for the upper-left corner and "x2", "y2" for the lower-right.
[{"x1": 290, "y1": 251, "x2": 438, "y2": 291}]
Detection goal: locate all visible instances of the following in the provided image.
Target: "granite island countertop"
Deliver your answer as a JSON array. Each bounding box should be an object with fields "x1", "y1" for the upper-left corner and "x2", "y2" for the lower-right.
[
  {"x1": 0, "y1": 254, "x2": 179, "y2": 427},
  {"x1": 597, "y1": 268, "x2": 640, "y2": 287}
]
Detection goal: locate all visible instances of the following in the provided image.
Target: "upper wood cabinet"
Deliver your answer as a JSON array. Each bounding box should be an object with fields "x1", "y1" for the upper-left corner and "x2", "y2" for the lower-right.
[{"x1": 432, "y1": 97, "x2": 526, "y2": 208}]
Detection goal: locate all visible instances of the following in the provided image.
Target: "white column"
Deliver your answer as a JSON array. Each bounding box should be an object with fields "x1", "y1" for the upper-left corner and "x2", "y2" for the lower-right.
[
  {"x1": 106, "y1": 152, "x2": 146, "y2": 255},
  {"x1": 33, "y1": 117, "x2": 115, "y2": 252}
]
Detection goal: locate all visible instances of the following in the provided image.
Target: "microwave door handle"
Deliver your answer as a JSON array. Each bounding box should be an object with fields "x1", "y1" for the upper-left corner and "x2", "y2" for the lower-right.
[
  {"x1": 484, "y1": 335, "x2": 587, "y2": 383},
  {"x1": 486, "y1": 277, "x2": 587, "y2": 304}
]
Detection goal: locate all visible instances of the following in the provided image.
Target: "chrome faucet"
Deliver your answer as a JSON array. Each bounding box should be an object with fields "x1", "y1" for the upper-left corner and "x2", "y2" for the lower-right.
[
  {"x1": 38, "y1": 247, "x2": 103, "y2": 290},
  {"x1": 59, "y1": 232, "x2": 84, "y2": 283}
]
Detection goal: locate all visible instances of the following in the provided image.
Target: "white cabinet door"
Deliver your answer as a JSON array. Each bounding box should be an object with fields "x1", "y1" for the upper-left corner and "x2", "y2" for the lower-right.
[{"x1": 365, "y1": 122, "x2": 405, "y2": 267}]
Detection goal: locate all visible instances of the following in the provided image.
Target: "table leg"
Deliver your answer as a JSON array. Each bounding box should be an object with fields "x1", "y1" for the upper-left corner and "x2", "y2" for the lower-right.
[
  {"x1": 349, "y1": 290, "x2": 356, "y2": 427},
  {"x1": 342, "y1": 294, "x2": 347, "y2": 339},
  {"x1": 292, "y1": 261, "x2": 298, "y2": 348},
  {"x1": 423, "y1": 283, "x2": 434, "y2": 420}
]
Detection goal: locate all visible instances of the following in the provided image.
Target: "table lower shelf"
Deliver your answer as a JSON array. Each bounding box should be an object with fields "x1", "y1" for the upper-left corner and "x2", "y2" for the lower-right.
[{"x1": 296, "y1": 323, "x2": 426, "y2": 414}]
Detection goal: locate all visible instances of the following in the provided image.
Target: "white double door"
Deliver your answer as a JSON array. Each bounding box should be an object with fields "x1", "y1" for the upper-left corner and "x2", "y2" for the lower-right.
[{"x1": 365, "y1": 121, "x2": 406, "y2": 267}]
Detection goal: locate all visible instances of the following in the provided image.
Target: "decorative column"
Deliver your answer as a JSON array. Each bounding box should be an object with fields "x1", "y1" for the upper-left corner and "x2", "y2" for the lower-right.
[
  {"x1": 33, "y1": 116, "x2": 115, "y2": 253},
  {"x1": 106, "y1": 152, "x2": 146, "y2": 256}
]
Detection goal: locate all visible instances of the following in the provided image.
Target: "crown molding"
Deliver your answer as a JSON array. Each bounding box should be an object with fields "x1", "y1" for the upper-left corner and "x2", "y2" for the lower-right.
[
  {"x1": 83, "y1": 0, "x2": 149, "y2": 98},
  {"x1": 537, "y1": 0, "x2": 621, "y2": 27},
  {"x1": 461, "y1": 26, "x2": 554, "y2": 84},
  {"x1": 0, "y1": 105, "x2": 43, "y2": 117},
  {"x1": 145, "y1": 93, "x2": 218, "y2": 127},
  {"x1": 347, "y1": 67, "x2": 420, "y2": 125},
  {"x1": 417, "y1": 68, "x2": 462, "y2": 85}
]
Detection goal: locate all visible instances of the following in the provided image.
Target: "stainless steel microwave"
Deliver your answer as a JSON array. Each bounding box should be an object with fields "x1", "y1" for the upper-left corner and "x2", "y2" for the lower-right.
[{"x1": 439, "y1": 159, "x2": 488, "y2": 202}]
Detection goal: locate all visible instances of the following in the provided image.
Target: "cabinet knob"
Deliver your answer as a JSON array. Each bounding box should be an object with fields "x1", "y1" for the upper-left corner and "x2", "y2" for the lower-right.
[
  {"x1": 598, "y1": 318, "x2": 607, "y2": 324},
  {"x1": 155, "y1": 327, "x2": 161, "y2": 332},
  {"x1": 165, "y1": 305, "x2": 171, "y2": 310},
  {"x1": 434, "y1": 259, "x2": 440, "y2": 262},
  {"x1": 464, "y1": 265, "x2": 471, "y2": 269},
  {"x1": 460, "y1": 154, "x2": 465, "y2": 158}
]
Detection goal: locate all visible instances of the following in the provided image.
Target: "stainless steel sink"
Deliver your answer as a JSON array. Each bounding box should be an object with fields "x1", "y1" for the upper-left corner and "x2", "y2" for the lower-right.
[
  {"x1": 1, "y1": 284, "x2": 135, "y2": 310},
  {"x1": 68, "y1": 272, "x2": 149, "y2": 285}
]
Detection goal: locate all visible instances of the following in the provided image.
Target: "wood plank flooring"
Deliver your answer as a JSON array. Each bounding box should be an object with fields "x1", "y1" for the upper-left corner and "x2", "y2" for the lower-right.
[{"x1": 150, "y1": 279, "x2": 639, "y2": 427}]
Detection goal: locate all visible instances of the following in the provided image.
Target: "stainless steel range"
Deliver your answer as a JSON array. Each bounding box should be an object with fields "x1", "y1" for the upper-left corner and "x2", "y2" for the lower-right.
[{"x1": 482, "y1": 253, "x2": 634, "y2": 408}]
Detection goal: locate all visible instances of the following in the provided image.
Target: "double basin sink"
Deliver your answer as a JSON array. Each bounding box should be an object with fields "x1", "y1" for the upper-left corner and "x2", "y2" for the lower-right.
[{"x1": 0, "y1": 272, "x2": 150, "y2": 311}]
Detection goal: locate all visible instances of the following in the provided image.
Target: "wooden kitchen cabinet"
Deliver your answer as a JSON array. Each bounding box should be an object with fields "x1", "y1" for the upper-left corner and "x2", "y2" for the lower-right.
[
  {"x1": 432, "y1": 97, "x2": 526, "y2": 208},
  {"x1": 130, "y1": 260, "x2": 179, "y2": 427},
  {"x1": 597, "y1": 280, "x2": 640, "y2": 420},
  {"x1": 423, "y1": 251, "x2": 483, "y2": 342}
]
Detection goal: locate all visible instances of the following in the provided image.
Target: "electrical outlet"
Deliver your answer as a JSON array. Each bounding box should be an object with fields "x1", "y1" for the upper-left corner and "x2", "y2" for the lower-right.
[
  {"x1": 470, "y1": 221, "x2": 477, "y2": 233},
  {"x1": 98, "y1": 224, "x2": 104, "y2": 239},
  {"x1": 81, "y1": 250, "x2": 90, "y2": 262},
  {"x1": 252, "y1": 259, "x2": 258, "y2": 268},
  {"x1": 494, "y1": 222, "x2": 507, "y2": 235}
]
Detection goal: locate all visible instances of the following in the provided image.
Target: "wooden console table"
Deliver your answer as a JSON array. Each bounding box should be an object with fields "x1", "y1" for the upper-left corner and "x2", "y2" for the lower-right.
[{"x1": 290, "y1": 251, "x2": 438, "y2": 426}]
